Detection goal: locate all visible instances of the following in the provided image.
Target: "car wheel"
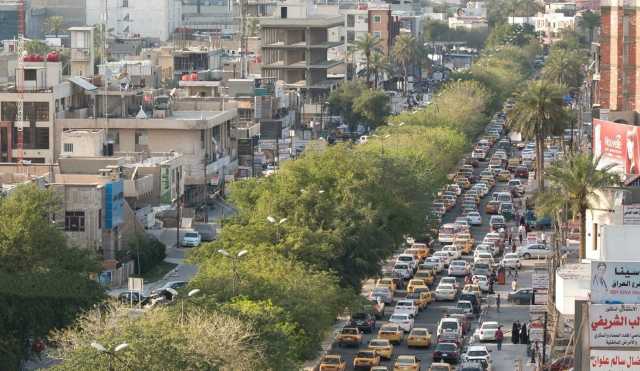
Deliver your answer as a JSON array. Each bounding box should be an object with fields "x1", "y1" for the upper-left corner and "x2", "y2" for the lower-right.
[{"x1": 523, "y1": 253, "x2": 531, "y2": 259}]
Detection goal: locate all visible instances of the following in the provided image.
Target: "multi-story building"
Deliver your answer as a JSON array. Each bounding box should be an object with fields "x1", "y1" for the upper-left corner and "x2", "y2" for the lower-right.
[
  {"x1": 69, "y1": 27, "x2": 95, "y2": 78},
  {"x1": 86, "y1": 0, "x2": 182, "y2": 42},
  {"x1": 28, "y1": 0, "x2": 87, "y2": 39},
  {"x1": 0, "y1": 0, "x2": 20, "y2": 41},
  {"x1": 260, "y1": 0, "x2": 343, "y2": 97},
  {"x1": 0, "y1": 61, "x2": 73, "y2": 163},
  {"x1": 508, "y1": 12, "x2": 575, "y2": 44},
  {"x1": 599, "y1": 0, "x2": 640, "y2": 111}
]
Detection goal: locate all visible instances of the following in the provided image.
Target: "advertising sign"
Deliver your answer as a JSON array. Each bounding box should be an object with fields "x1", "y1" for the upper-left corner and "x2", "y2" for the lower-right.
[
  {"x1": 533, "y1": 271, "x2": 550, "y2": 290},
  {"x1": 623, "y1": 204, "x2": 640, "y2": 225},
  {"x1": 591, "y1": 350, "x2": 640, "y2": 370},
  {"x1": 591, "y1": 261, "x2": 640, "y2": 304},
  {"x1": 590, "y1": 304, "x2": 640, "y2": 347},
  {"x1": 592, "y1": 119, "x2": 640, "y2": 175}
]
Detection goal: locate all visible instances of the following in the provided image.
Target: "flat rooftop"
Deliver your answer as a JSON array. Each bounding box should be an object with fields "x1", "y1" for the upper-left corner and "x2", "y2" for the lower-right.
[
  {"x1": 51, "y1": 174, "x2": 113, "y2": 186},
  {"x1": 261, "y1": 16, "x2": 344, "y2": 28}
]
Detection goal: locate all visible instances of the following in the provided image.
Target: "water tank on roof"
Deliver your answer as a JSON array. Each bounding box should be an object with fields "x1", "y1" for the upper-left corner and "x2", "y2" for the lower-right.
[
  {"x1": 190, "y1": 72, "x2": 198, "y2": 81},
  {"x1": 210, "y1": 70, "x2": 223, "y2": 81}
]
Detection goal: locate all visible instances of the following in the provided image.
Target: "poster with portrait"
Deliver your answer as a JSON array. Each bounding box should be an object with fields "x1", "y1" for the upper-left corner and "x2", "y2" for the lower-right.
[
  {"x1": 591, "y1": 261, "x2": 640, "y2": 304},
  {"x1": 593, "y1": 119, "x2": 640, "y2": 175},
  {"x1": 590, "y1": 304, "x2": 640, "y2": 347}
]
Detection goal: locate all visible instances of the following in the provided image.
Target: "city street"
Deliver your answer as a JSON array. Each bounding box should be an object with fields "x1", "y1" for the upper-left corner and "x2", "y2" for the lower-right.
[{"x1": 327, "y1": 124, "x2": 543, "y2": 370}]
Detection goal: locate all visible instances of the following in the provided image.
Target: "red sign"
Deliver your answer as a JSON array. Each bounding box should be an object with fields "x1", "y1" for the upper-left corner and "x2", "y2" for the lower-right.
[{"x1": 593, "y1": 119, "x2": 640, "y2": 175}]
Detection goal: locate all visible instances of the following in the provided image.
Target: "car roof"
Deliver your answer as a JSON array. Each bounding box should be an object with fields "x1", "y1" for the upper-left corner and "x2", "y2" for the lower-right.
[{"x1": 468, "y1": 345, "x2": 489, "y2": 351}]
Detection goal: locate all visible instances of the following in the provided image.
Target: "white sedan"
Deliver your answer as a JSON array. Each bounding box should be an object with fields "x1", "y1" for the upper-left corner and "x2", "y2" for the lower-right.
[
  {"x1": 517, "y1": 243, "x2": 553, "y2": 259},
  {"x1": 477, "y1": 321, "x2": 500, "y2": 341},
  {"x1": 448, "y1": 260, "x2": 470, "y2": 276},
  {"x1": 474, "y1": 252, "x2": 495, "y2": 265},
  {"x1": 466, "y1": 211, "x2": 483, "y2": 226},
  {"x1": 435, "y1": 283, "x2": 457, "y2": 301},
  {"x1": 433, "y1": 251, "x2": 452, "y2": 267},
  {"x1": 471, "y1": 275, "x2": 490, "y2": 292},
  {"x1": 389, "y1": 312, "x2": 414, "y2": 332},
  {"x1": 500, "y1": 253, "x2": 522, "y2": 269},
  {"x1": 442, "y1": 245, "x2": 462, "y2": 260},
  {"x1": 422, "y1": 257, "x2": 445, "y2": 273}
]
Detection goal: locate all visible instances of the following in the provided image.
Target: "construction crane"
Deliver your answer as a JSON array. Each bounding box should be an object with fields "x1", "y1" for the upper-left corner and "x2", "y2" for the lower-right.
[{"x1": 15, "y1": 0, "x2": 25, "y2": 164}]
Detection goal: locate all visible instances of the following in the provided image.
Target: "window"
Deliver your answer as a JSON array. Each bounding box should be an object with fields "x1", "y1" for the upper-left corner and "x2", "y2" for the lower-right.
[
  {"x1": 64, "y1": 143, "x2": 74, "y2": 153},
  {"x1": 122, "y1": 0, "x2": 128, "y2": 7},
  {"x1": 24, "y1": 69, "x2": 37, "y2": 81},
  {"x1": 373, "y1": 31, "x2": 382, "y2": 38},
  {"x1": 35, "y1": 127, "x2": 49, "y2": 149},
  {"x1": 593, "y1": 223, "x2": 598, "y2": 250},
  {"x1": 347, "y1": 30, "x2": 355, "y2": 43},
  {"x1": 347, "y1": 14, "x2": 355, "y2": 27},
  {"x1": 65, "y1": 211, "x2": 85, "y2": 232},
  {"x1": 1, "y1": 102, "x2": 16, "y2": 121},
  {"x1": 98, "y1": 209, "x2": 102, "y2": 229},
  {"x1": 135, "y1": 129, "x2": 148, "y2": 145},
  {"x1": 373, "y1": 15, "x2": 381, "y2": 23}
]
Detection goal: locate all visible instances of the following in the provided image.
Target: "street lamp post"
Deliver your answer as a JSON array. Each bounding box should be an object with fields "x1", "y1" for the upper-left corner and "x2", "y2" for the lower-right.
[
  {"x1": 267, "y1": 215, "x2": 287, "y2": 241},
  {"x1": 217, "y1": 249, "x2": 248, "y2": 296},
  {"x1": 180, "y1": 288, "x2": 201, "y2": 327},
  {"x1": 90, "y1": 342, "x2": 129, "y2": 371}
]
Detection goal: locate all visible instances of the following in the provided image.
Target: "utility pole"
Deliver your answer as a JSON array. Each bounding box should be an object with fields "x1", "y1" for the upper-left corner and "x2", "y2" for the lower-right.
[
  {"x1": 239, "y1": 0, "x2": 248, "y2": 78},
  {"x1": 543, "y1": 311, "x2": 548, "y2": 366},
  {"x1": 203, "y1": 154, "x2": 208, "y2": 222},
  {"x1": 176, "y1": 168, "x2": 181, "y2": 249}
]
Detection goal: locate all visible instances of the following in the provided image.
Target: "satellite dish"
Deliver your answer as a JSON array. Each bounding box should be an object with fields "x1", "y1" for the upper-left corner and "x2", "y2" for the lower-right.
[{"x1": 136, "y1": 105, "x2": 147, "y2": 119}]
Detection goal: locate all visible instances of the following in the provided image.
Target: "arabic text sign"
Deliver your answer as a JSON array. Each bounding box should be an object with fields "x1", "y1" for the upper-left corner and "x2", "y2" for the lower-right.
[
  {"x1": 590, "y1": 304, "x2": 640, "y2": 347},
  {"x1": 624, "y1": 204, "x2": 640, "y2": 225},
  {"x1": 591, "y1": 261, "x2": 640, "y2": 304},
  {"x1": 532, "y1": 271, "x2": 550, "y2": 289},
  {"x1": 591, "y1": 350, "x2": 640, "y2": 370}
]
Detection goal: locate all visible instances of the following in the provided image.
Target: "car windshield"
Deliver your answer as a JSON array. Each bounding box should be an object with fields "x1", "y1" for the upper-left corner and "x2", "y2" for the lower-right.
[
  {"x1": 483, "y1": 323, "x2": 499, "y2": 329},
  {"x1": 369, "y1": 340, "x2": 388, "y2": 347},
  {"x1": 342, "y1": 328, "x2": 358, "y2": 334},
  {"x1": 474, "y1": 276, "x2": 487, "y2": 281},
  {"x1": 395, "y1": 264, "x2": 408, "y2": 270},
  {"x1": 457, "y1": 302, "x2": 471, "y2": 308},
  {"x1": 185, "y1": 232, "x2": 198, "y2": 238},
  {"x1": 436, "y1": 343, "x2": 457, "y2": 351},
  {"x1": 439, "y1": 284, "x2": 454, "y2": 291},
  {"x1": 468, "y1": 350, "x2": 488, "y2": 357},
  {"x1": 356, "y1": 351, "x2": 375, "y2": 358},
  {"x1": 373, "y1": 288, "x2": 389, "y2": 295},
  {"x1": 390, "y1": 315, "x2": 408, "y2": 321},
  {"x1": 398, "y1": 256, "x2": 413, "y2": 262},
  {"x1": 475, "y1": 263, "x2": 489, "y2": 269},
  {"x1": 451, "y1": 261, "x2": 466, "y2": 266},
  {"x1": 442, "y1": 322, "x2": 458, "y2": 330},
  {"x1": 505, "y1": 254, "x2": 518, "y2": 259},
  {"x1": 396, "y1": 357, "x2": 416, "y2": 365},
  {"x1": 322, "y1": 357, "x2": 340, "y2": 364},
  {"x1": 412, "y1": 329, "x2": 427, "y2": 336}
]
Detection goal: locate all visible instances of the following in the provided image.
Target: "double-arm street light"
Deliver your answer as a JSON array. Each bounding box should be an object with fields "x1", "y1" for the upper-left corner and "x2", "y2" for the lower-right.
[
  {"x1": 90, "y1": 342, "x2": 129, "y2": 371},
  {"x1": 218, "y1": 249, "x2": 248, "y2": 296},
  {"x1": 267, "y1": 215, "x2": 287, "y2": 241}
]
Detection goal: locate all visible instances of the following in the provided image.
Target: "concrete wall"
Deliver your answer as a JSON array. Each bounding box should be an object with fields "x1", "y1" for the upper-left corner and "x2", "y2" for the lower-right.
[
  {"x1": 55, "y1": 184, "x2": 103, "y2": 250},
  {"x1": 600, "y1": 224, "x2": 640, "y2": 260},
  {"x1": 61, "y1": 130, "x2": 105, "y2": 157}
]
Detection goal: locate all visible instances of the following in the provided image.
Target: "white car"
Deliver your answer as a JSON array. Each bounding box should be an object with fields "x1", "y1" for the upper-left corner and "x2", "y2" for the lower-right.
[
  {"x1": 437, "y1": 317, "x2": 462, "y2": 338},
  {"x1": 466, "y1": 211, "x2": 482, "y2": 225},
  {"x1": 455, "y1": 217, "x2": 471, "y2": 228},
  {"x1": 422, "y1": 257, "x2": 445, "y2": 273},
  {"x1": 522, "y1": 149, "x2": 536, "y2": 160},
  {"x1": 435, "y1": 283, "x2": 457, "y2": 301},
  {"x1": 475, "y1": 244, "x2": 495, "y2": 257},
  {"x1": 477, "y1": 321, "x2": 500, "y2": 341},
  {"x1": 474, "y1": 253, "x2": 495, "y2": 265},
  {"x1": 463, "y1": 345, "x2": 492, "y2": 363},
  {"x1": 448, "y1": 260, "x2": 470, "y2": 276},
  {"x1": 472, "y1": 149, "x2": 487, "y2": 160},
  {"x1": 517, "y1": 243, "x2": 553, "y2": 259},
  {"x1": 181, "y1": 231, "x2": 202, "y2": 247},
  {"x1": 393, "y1": 263, "x2": 412, "y2": 279},
  {"x1": 394, "y1": 299, "x2": 419, "y2": 316},
  {"x1": 150, "y1": 280, "x2": 188, "y2": 295},
  {"x1": 396, "y1": 254, "x2": 418, "y2": 272},
  {"x1": 471, "y1": 275, "x2": 490, "y2": 292},
  {"x1": 389, "y1": 312, "x2": 414, "y2": 332},
  {"x1": 500, "y1": 253, "x2": 522, "y2": 268},
  {"x1": 433, "y1": 251, "x2": 452, "y2": 267},
  {"x1": 442, "y1": 245, "x2": 461, "y2": 260},
  {"x1": 439, "y1": 276, "x2": 460, "y2": 290}
]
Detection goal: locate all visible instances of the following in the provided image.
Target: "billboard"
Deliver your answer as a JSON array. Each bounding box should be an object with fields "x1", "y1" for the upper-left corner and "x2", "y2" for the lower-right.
[
  {"x1": 590, "y1": 304, "x2": 640, "y2": 347},
  {"x1": 593, "y1": 119, "x2": 640, "y2": 175},
  {"x1": 591, "y1": 350, "x2": 640, "y2": 370},
  {"x1": 104, "y1": 180, "x2": 124, "y2": 230},
  {"x1": 591, "y1": 261, "x2": 640, "y2": 304},
  {"x1": 623, "y1": 204, "x2": 640, "y2": 225}
]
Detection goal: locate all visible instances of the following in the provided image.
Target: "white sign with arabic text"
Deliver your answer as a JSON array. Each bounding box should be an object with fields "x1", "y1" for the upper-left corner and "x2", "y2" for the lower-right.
[
  {"x1": 591, "y1": 261, "x2": 640, "y2": 304},
  {"x1": 591, "y1": 350, "x2": 640, "y2": 370},
  {"x1": 624, "y1": 204, "x2": 640, "y2": 225},
  {"x1": 590, "y1": 304, "x2": 640, "y2": 347}
]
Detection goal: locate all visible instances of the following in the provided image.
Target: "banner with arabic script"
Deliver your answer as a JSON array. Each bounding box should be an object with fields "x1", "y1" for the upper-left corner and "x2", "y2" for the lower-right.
[
  {"x1": 591, "y1": 350, "x2": 640, "y2": 369},
  {"x1": 591, "y1": 261, "x2": 640, "y2": 304},
  {"x1": 590, "y1": 304, "x2": 640, "y2": 347}
]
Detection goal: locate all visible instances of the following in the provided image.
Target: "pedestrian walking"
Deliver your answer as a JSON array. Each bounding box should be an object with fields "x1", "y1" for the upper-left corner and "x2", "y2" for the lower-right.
[
  {"x1": 518, "y1": 232, "x2": 523, "y2": 246},
  {"x1": 512, "y1": 243, "x2": 517, "y2": 253},
  {"x1": 489, "y1": 279, "x2": 495, "y2": 294},
  {"x1": 512, "y1": 321, "x2": 521, "y2": 344},
  {"x1": 512, "y1": 278, "x2": 518, "y2": 291},
  {"x1": 496, "y1": 294, "x2": 501, "y2": 312},
  {"x1": 520, "y1": 322, "x2": 529, "y2": 344},
  {"x1": 496, "y1": 326, "x2": 504, "y2": 350},
  {"x1": 508, "y1": 233, "x2": 513, "y2": 248}
]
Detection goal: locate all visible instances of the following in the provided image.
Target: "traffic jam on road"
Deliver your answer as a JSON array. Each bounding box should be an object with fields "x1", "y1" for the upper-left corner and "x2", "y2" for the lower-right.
[{"x1": 319, "y1": 106, "x2": 555, "y2": 371}]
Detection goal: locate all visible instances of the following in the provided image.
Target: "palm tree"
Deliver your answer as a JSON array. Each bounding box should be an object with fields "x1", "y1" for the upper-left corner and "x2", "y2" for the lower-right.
[
  {"x1": 542, "y1": 48, "x2": 586, "y2": 89},
  {"x1": 543, "y1": 153, "x2": 620, "y2": 259},
  {"x1": 507, "y1": 80, "x2": 569, "y2": 190},
  {"x1": 393, "y1": 34, "x2": 416, "y2": 97},
  {"x1": 369, "y1": 51, "x2": 388, "y2": 89},
  {"x1": 354, "y1": 34, "x2": 381, "y2": 86},
  {"x1": 579, "y1": 10, "x2": 600, "y2": 45}
]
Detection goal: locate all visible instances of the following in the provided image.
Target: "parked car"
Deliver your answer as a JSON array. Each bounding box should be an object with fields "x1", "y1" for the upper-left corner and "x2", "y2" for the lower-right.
[
  {"x1": 349, "y1": 312, "x2": 377, "y2": 333},
  {"x1": 150, "y1": 281, "x2": 188, "y2": 295},
  {"x1": 477, "y1": 321, "x2": 500, "y2": 342},
  {"x1": 517, "y1": 243, "x2": 553, "y2": 259},
  {"x1": 500, "y1": 253, "x2": 522, "y2": 269},
  {"x1": 118, "y1": 291, "x2": 147, "y2": 304},
  {"x1": 508, "y1": 288, "x2": 534, "y2": 304},
  {"x1": 180, "y1": 231, "x2": 202, "y2": 247}
]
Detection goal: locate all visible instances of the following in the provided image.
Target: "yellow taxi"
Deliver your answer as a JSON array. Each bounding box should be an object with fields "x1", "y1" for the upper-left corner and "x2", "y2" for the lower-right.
[
  {"x1": 413, "y1": 269, "x2": 434, "y2": 285},
  {"x1": 429, "y1": 363, "x2": 452, "y2": 371},
  {"x1": 375, "y1": 278, "x2": 396, "y2": 294},
  {"x1": 404, "y1": 247, "x2": 428, "y2": 262},
  {"x1": 368, "y1": 338, "x2": 394, "y2": 360},
  {"x1": 406, "y1": 327, "x2": 432, "y2": 348},
  {"x1": 335, "y1": 327, "x2": 362, "y2": 347},
  {"x1": 411, "y1": 243, "x2": 430, "y2": 259},
  {"x1": 413, "y1": 287, "x2": 433, "y2": 304},
  {"x1": 455, "y1": 176, "x2": 471, "y2": 190},
  {"x1": 453, "y1": 233, "x2": 474, "y2": 255},
  {"x1": 353, "y1": 350, "x2": 381, "y2": 369},
  {"x1": 319, "y1": 354, "x2": 347, "y2": 371},
  {"x1": 393, "y1": 355, "x2": 421, "y2": 371},
  {"x1": 378, "y1": 324, "x2": 403, "y2": 345},
  {"x1": 497, "y1": 169, "x2": 512, "y2": 182},
  {"x1": 462, "y1": 284, "x2": 482, "y2": 296},
  {"x1": 406, "y1": 292, "x2": 428, "y2": 310},
  {"x1": 407, "y1": 279, "x2": 428, "y2": 293}
]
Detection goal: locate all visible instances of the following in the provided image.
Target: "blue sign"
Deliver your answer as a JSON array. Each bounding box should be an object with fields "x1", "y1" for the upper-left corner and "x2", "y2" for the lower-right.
[
  {"x1": 104, "y1": 180, "x2": 124, "y2": 230},
  {"x1": 563, "y1": 95, "x2": 573, "y2": 105}
]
